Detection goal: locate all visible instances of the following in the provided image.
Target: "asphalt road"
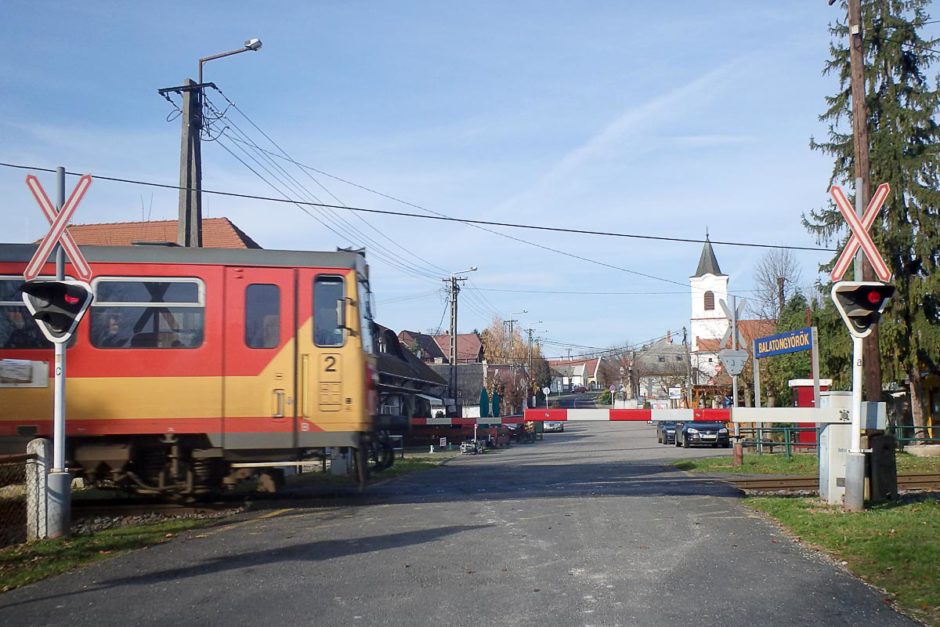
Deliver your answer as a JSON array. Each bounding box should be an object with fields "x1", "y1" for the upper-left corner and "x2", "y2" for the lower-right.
[{"x1": 0, "y1": 423, "x2": 915, "y2": 626}]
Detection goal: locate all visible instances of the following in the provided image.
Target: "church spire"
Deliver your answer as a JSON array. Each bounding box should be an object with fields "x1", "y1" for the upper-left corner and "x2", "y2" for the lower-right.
[{"x1": 693, "y1": 233, "x2": 723, "y2": 277}]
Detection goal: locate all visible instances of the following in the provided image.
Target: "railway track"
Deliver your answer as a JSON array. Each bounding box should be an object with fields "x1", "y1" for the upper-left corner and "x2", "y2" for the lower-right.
[
  {"x1": 66, "y1": 472, "x2": 940, "y2": 517},
  {"x1": 729, "y1": 472, "x2": 940, "y2": 492},
  {"x1": 71, "y1": 498, "x2": 246, "y2": 519}
]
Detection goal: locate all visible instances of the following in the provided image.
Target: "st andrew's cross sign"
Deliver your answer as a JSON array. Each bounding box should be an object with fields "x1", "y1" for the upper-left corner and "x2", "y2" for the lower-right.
[
  {"x1": 24, "y1": 174, "x2": 93, "y2": 282},
  {"x1": 829, "y1": 183, "x2": 891, "y2": 283}
]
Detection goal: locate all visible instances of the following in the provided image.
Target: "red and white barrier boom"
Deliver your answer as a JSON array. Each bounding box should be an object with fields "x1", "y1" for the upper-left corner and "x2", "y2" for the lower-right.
[{"x1": 413, "y1": 406, "x2": 865, "y2": 427}]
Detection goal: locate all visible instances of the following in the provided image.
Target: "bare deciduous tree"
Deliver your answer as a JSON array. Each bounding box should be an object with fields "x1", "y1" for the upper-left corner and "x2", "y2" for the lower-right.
[{"x1": 750, "y1": 249, "x2": 803, "y2": 321}]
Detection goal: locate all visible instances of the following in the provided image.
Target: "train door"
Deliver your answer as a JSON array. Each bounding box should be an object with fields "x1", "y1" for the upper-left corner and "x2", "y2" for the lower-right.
[
  {"x1": 223, "y1": 267, "x2": 296, "y2": 452},
  {"x1": 295, "y1": 269, "x2": 364, "y2": 441}
]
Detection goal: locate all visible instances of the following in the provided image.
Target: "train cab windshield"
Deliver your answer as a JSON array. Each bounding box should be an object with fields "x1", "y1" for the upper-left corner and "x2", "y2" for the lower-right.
[{"x1": 358, "y1": 276, "x2": 375, "y2": 354}]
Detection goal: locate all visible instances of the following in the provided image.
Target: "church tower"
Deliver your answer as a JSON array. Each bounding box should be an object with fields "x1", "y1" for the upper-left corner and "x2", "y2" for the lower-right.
[{"x1": 690, "y1": 234, "x2": 729, "y2": 354}]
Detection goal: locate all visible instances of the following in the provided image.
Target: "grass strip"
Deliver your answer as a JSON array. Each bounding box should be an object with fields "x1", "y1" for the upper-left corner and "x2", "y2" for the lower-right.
[
  {"x1": 1, "y1": 452, "x2": 451, "y2": 592},
  {"x1": 0, "y1": 517, "x2": 220, "y2": 592},
  {"x1": 675, "y1": 452, "x2": 940, "y2": 475},
  {"x1": 748, "y1": 496, "x2": 940, "y2": 626}
]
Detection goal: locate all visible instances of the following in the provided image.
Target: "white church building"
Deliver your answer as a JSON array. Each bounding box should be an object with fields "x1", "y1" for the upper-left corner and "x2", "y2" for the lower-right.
[
  {"x1": 689, "y1": 236, "x2": 732, "y2": 383},
  {"x1": 688, "y1": 235, "x2": 774, "y2": 386}
]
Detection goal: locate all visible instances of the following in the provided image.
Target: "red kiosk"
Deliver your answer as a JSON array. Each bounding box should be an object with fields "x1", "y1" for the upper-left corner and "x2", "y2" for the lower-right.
[{"x1": 788, "y1": 379, "x2": 832, "y2": 445}]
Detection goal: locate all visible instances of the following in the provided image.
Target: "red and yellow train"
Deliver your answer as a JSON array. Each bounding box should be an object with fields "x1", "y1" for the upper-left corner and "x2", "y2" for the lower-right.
[{"x1": 0, "y1": 243, "x2": 381, "y2": 496}]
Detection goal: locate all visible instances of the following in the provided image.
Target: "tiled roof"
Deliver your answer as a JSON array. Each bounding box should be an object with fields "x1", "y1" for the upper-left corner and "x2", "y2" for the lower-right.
[
  {"x1": 635, "y1": 337, "x2": 687, "y2": 375},
  {"x1": 695, "y1": 319, "x2": 778, "y2": 353},
  {"x1": 55, "y1": 218, "x2": 261, "y2": 249},
  {"x1": 432, "y1": 333, "x2": 483, "y2": 363},
  {"x1": 398, "y1": 330, "x2": 448, "y2": 362},
  {"x1": 376, "y1": 325, "x2": 447, "y2": 387}
]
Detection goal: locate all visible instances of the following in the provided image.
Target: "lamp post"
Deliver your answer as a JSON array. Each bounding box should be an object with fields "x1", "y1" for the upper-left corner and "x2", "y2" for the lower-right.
[
  {"x1": 160, "y1": 38, "x2": 263, "y2": 248},
  {"x1": 445, "y1": 267, "x2": 477, "y2": 410},
  {"x1": 199, "y1": 38, "x2": 263, "y2": 84}
]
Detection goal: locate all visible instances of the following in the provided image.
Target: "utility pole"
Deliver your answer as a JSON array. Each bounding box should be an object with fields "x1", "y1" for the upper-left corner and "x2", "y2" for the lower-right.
[
  {"x1": 845, "y1": 0, "x2": 880, "y2": 401},
  {"x1": 630, "y1": 349, "x2": 636, "y2": 401},
  {"x1": 683, "y1": 327, "x2": 693, "y2": 407},
  {"x1": 527, "y1": 328, "x2": 535, "y2": 408},
  {"x1": 445, "y1": 275, "x2": 466, "y2": 405},
  {"x1": 158, "y1": 79, "x2": 205, "y2": 247},
  {"x1": 157, "y1": 39, "x2": 262, "y2": 248},
  {"x1": 506, "y1": 318, "x2": 518, "y2": 395},
  {"x1": 443, "y1": 267, "x2": 477, "y2": 410},
  {"x1": 177, "y1": 79, "x2": 202, "y2": 247},
  {"x1": 526, "y1": 328, "x2": 534, "y2": 376}
]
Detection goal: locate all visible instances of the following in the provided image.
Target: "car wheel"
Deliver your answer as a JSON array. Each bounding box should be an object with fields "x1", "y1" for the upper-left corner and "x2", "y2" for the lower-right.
[{"x1": 683, "y1": 438, "x2": 689, "y2": 449}]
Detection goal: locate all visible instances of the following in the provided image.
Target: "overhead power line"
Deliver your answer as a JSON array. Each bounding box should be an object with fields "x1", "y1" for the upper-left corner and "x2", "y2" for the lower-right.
[{"x1": 0, "y1": 161, "x2": 835, "y2": 254}]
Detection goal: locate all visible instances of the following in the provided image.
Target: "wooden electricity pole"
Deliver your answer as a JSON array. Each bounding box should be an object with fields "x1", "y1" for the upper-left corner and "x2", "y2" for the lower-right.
[{"x1": 845, "y1": 0, "x2": 881, "y2": 401}]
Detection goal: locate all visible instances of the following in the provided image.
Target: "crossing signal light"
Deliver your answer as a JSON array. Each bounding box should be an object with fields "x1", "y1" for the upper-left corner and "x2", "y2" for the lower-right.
[
  {"x1": 830, "y1": 281, "x2": 894, "y2": 339},
  {"x1": 19, "y1": 280, "x2": 94, "y2": 343}
]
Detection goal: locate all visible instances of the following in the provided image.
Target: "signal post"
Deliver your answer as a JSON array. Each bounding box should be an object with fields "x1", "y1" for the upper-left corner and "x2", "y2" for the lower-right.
[
  {"x1": 21, "y1": 169, "x2": 95, "y2": 538},
  {"x1": 829, "y1": 183, "x2": 893, "y2": 512}
]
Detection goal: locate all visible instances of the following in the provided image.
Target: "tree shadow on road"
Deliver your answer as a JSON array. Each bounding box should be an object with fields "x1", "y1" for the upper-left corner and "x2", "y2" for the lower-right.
[{"x1": 0, "y1": 523, "x2": 492, "y2": 611}]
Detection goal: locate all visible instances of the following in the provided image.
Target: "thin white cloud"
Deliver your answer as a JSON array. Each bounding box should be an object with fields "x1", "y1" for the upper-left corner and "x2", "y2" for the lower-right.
[
  {"x1": 670, "y1": 134, "x2": 756, "y2": 147},
  {"x1": 496, "y1": 59, "x2": 745, "y2": 214}
]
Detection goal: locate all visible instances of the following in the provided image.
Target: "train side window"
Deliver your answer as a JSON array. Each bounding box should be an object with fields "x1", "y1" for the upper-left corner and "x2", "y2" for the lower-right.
[
  {"x1": 245, "y1": 284, "x2": 280, "y2": 349},
  {"x1": 0, "y1": 277, "x2": 51, "y2": 349},
  {"x1": 90, "y1": 278, "x2": 205, "y2": 349},
  {"x1": 314, "y1": 276, "x2": 345, "y2": 347}
]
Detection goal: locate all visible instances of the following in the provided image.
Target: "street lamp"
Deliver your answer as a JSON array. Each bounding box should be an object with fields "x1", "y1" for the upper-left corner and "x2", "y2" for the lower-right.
[
  {"x1": 199, "y1": 38, "x2": 263, "y2": 83},
  {"x1": 161, "y1": 37, "x2": 263, "y2": 249}
]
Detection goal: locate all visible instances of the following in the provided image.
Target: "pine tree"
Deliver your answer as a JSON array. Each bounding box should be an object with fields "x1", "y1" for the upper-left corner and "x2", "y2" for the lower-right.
[{"x1": 804, "y1": 0, "x2": 940, "y2": 437}]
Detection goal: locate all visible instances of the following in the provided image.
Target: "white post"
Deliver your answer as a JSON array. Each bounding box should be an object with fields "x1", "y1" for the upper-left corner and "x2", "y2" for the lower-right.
[
  {"x1": 53, "y1": 343, "x2": 65, "y2": 471},
  {"x1": 753, "y1": 352, "x2": 762, "y2": 454},
  {"x1": 731, "y1": 296, "x2": 739, "y2": 439},
  {"x1": 850, "y1": 335, "x2": 864, "y2": 453},
  {"x1": 46, "y1": 166, "x2": 71, "y2": 538},
  {"x1": 844, "y1": 335, "x2": 865, "y2": 512},
  {"x1": 811, "y1": 327, "x2": 821, "y2": 410}
]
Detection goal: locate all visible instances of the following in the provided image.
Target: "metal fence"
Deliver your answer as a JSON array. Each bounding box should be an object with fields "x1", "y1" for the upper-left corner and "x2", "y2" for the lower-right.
[
  {"x1": 0, "y1": 453, "x2": 30, "y2": 548},
  {"x1": 890, "y1": 424, "x2": 939, "y2": 449},
  {"x1": 737, "y1": 426, "x2": 818, "y2": 459}
]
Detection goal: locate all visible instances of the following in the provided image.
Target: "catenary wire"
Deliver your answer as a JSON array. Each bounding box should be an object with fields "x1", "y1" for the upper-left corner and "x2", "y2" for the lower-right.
[
  {"x1": 202, "y1": 95, "x2": 446, "y2": 283},
  {"x1": 0, "y1": 162, "x2": 837, "y2": 253},
  {"x1": 0, "y1": 161, "x2": 835, "y2": 296},
  {"x1": 208, "y1": 88, "x2": 453, "y2": 279}
]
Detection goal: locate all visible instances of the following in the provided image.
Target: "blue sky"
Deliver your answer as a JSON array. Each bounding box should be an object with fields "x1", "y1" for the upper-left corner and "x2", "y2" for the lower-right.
[{"x1": 2, "y1": 1, "x2": 911, "y2": 358}]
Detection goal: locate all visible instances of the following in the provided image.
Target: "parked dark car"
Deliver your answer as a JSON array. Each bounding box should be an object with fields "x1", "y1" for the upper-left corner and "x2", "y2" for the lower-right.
[
  {"x1": 675, "y1": 422, "x2": 731, "y2": 448},
  {"x1": 656, "y1": 421, "x2": 677, "y2": 444}
]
